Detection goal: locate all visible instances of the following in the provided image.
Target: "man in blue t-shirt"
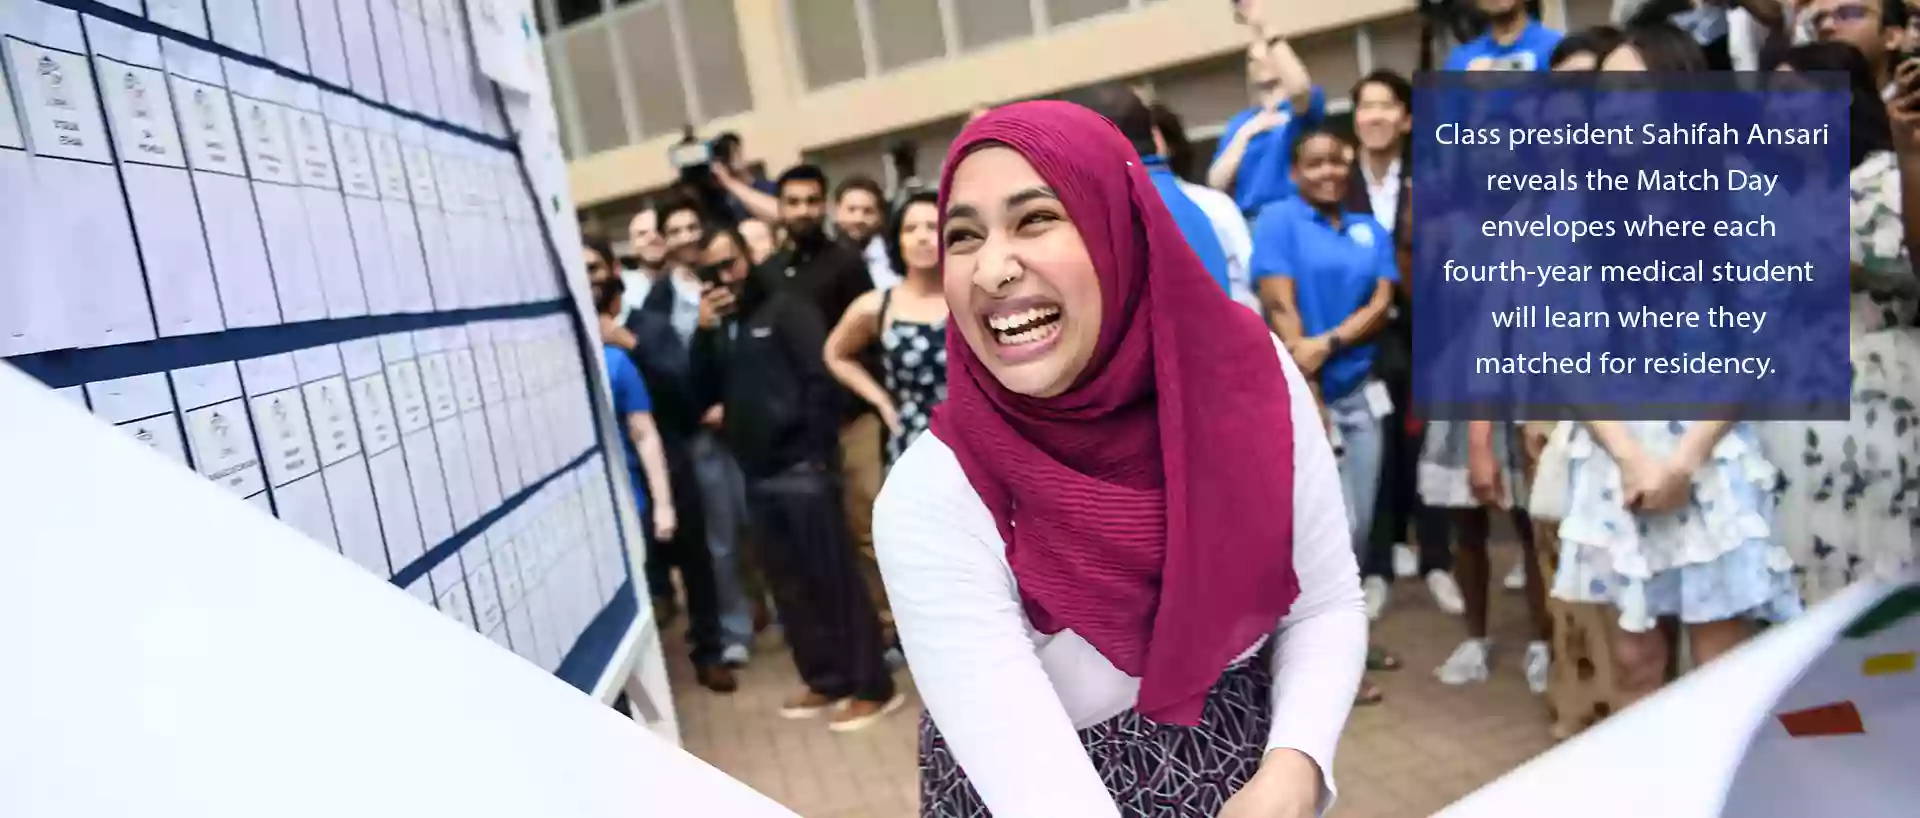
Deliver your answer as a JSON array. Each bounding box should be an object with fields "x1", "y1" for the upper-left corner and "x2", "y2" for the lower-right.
[
  {"x1": 1444, "y1": 0, "x2": 1563, "y2": 72},
  {"x1": 1069, "y1": 83, "x2": 1232, "y2": 294},
  {"x1": 1208, "y1": 32, "x2": 1325, "y2": 219}
]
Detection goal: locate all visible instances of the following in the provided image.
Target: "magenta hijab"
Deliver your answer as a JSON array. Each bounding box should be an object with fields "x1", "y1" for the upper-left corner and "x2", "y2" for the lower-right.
[{"x1": 927, "y1": 101, "x2": 1299, "y2": 726}]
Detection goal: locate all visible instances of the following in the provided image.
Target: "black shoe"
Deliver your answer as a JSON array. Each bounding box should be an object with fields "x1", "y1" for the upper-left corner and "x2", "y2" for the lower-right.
[{"x1": 695, "y1": 662, "x2": 738, "y2": 693}]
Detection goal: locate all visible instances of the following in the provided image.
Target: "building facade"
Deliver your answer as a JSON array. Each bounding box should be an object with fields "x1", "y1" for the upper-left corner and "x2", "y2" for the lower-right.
[{"x1": 544, "y1": 0, "x2": 1617, "y2": 240}]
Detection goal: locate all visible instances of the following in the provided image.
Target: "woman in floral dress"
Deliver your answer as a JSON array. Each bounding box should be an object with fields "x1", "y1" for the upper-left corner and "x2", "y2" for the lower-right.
[
  {"x1": 1761, "y1": 43, "x2": 1920, "y2": 605},
  {"x1": 1549, "y1": 25, "x2": 1803, "y2": 709}
]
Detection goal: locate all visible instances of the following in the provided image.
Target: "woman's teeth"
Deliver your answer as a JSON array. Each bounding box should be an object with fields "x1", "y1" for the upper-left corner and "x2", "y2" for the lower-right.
[{"x1": 987, "y1": 306, "x2": 1062, "y2": 345}]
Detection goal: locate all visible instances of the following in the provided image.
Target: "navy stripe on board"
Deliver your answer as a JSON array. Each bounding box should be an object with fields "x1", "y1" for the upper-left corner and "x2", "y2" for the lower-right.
[{"x1": 11, "y1": 300, "x2": 568, "y2": 389}]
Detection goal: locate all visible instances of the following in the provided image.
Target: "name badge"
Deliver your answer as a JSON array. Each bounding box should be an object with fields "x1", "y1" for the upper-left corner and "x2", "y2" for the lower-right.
[
  {"x1": 8, "y1": 43, "x2": 112, "y2": 163},
  {"x1": 185, "y1": 399, "x2": 266, "y2": 497},
  {"x1": 350, "y1": 373, "x2": 400, "y2": 454},
  {"x1": 402, "y1": 142, "x2": 439, "y2": 206},
  {"x1": 233, "y1": 93, "x2": 297, "y2": 184},
  {"x1": 387, "y1": 360, "x2": 431, "y2": 433},
  {"x1": 97, "y1": 58, "x2": 185, "y2": 169},
  {"x1": 169, "y1": 76, "x2": 247, "y2": 176},
  {"x1": 288, "y1": 109, "x2": 339, "y2": 189},
  {"x1": 304, "y1": 376, "x2": 362, "y2": 466},
  {"x1": 368, "y1": 131, "x2": 411, "y2": 201},
  {"x1": 332, "y1": 122, "x2": 378, "y2": 198},
  {"x1": 250, "y1": 389, "x2": 320, "y2": 485}
]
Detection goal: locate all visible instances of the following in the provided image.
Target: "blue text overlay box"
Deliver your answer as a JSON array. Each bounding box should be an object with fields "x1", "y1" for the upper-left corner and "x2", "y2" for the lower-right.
[{"x1": 1411, "y1": 71, "x2": 1852, "y2": 421}]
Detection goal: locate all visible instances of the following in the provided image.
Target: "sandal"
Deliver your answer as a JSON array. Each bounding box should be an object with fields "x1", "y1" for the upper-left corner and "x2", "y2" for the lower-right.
[
  {"x1": 1354, "y1": 681, "x2": 1385, "y2": 706},
  {"x1": 1366, "y1": 645, "x2": 1402, "y2": 672}
]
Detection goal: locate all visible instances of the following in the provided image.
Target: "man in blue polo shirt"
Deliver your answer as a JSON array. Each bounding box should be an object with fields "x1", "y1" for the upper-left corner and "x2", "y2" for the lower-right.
[
  {"x1": 1068, "y1": 83, "x2": 1231, "y2": 294},
  {"x1": 1208, "y1": 30, "x2": 1324, "y2": 219},
  {"x1": 1445, "y1": 0, "x2": 1563, "y2": 72}
]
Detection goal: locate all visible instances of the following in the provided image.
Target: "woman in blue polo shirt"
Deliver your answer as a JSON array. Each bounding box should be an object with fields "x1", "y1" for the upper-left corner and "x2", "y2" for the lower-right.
[{"x1": 1250, "y1": 126, "x2": 1399, "y2": 704}]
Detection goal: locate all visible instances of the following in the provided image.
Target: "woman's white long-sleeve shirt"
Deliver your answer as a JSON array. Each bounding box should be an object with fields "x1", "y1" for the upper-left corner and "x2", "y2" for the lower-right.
[{"x1": 872, "y1": 335, "x2": 1367, "y2": 818}]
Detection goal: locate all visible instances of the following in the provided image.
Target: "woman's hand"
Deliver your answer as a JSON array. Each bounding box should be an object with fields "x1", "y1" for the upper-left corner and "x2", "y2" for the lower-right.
[
  {"x1": 878, "y1": 403, "x2": 903, "y2": 436},
  {"x1": 1619, "y1": 451, "x2": 1691, "y2": 514},
  {"x1": 1468, "y1": 433, "x2": 1503, "y2": 508},
  {"x1": 1634, "y1": 457, "x2": 1694, "y2": 514},
  {"x1": 651, "y1": 504, "x2": 677, "y2": 543},
  {"x1": 1218, "y1": 748, "x2": 1320, "y2": 818}
]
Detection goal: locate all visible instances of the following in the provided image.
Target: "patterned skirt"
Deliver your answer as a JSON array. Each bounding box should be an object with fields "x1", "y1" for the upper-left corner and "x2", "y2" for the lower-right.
[
  {"x1": 918, "y1": 652, "x2": 1273, "y2": 817},
  {"x1": 1418, "y1": 420, "x2": 1531, "y2": 510}
]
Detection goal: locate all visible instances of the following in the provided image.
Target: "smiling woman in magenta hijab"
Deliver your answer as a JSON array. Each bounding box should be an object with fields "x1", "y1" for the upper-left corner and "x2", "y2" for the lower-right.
[{"x1": 872, "y1": 101, "x2": 1366, "y2": 817}]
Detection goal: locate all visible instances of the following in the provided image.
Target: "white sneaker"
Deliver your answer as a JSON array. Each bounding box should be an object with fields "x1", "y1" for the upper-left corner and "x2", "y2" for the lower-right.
[
  {"x1": 720, "y1": 644, "x2": 751, "y2": 667},
  {"x1": 1426, "y1": 570, "x2": 1466, "y2": 616},
  {"x1": 1362, "y1": 576, "x2": 1390, "y2": 621},
  {"x1": 1524, "y1": 641, "x2": 1551, "y2": 695},
  {"x1": 1436, "y1": 638, "x2": 1492, "y2": 685},
  {"x1": 1392, "y1": 543, "x2": 1418, "y2": 578},
  {"x1": 1503, "y1": 562, "x2": 1527, "y2": 591}
]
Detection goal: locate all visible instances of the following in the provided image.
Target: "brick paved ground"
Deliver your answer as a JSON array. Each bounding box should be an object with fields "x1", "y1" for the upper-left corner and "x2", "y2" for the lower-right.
[{"x1": 661, "y1": 545, "x2": 1556, "y2": 818}]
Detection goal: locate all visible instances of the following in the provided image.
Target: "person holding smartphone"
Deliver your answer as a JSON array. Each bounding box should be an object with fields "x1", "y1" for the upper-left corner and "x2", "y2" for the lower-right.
[{"x1": 690, "y1": 225, "x2": 902, "y2": 732}]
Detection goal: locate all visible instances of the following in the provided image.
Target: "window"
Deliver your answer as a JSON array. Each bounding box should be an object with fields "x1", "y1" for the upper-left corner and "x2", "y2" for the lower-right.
[
  {"x1": 558, "y1": 27, "x2": 631, "y2": 154},
  {"x1": 1565, "y1": 0, "x2": 1611, "y2": 32},
  {"x1": 684, "y1": 0, "x2": 754, "y2": 118},
  {"x1": 1153, "y1": 54, "x2": 1254, "y2": 136},
  {"x1": 870, "y1": 0, "x2": 946, "y2": 71},
  {"x1": 1368, "y1": 13, "x2": 1424, "y2": 79},
  {"x1": 1044, "y1": 0, "x2": 1128, "y2": 28},
  {"x1": 791, "y1": 0, "x2": 868, "y2": 89},
  {"x1": 613, "y1": 3, "x2": 687, "y2": 138},
  {"x1": 555, "y1": 0, "x2": 602, "y2": 28},
  {"x1": 954, "y1": 0, "x2": 1033, "y2": 52}
]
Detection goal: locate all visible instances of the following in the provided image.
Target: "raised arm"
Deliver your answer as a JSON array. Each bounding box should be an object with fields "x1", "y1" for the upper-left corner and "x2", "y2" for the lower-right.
[
  {"x1": 1208, "y1": 114, "x2": 1267, "y2": 193},
  {"x1": 713, "y1": 164, "x2": 781, "y2": 223},
  {"x1": 824, "y1": 290, "x2": 898, "y2": 430}
]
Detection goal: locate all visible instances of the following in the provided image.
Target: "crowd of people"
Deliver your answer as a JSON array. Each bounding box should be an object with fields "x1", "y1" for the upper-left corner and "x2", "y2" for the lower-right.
[{"x1": 578, "y1": 0, "x2": 1920, "y2": 812}]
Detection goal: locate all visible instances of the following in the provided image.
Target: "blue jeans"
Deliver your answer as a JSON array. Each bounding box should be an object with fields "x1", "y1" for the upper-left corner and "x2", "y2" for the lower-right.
[
  {"x1": 691, "y1": 431, "x2": 754, "y2": 648},
  {"x1": 1329, "y1": 384, "x2": 1384, "y2": 557}
]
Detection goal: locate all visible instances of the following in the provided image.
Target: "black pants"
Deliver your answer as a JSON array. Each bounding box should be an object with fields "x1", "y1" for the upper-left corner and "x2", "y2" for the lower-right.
[
  {"x1": 641, "y1": 442, "x2": 725, "y2": 666},
  {"x1": 746, "y1": 462, "x2": 894, "y2": 702},
  {"x1": 1366, "y1": 378, "x2": 1452, "y2": 579}
]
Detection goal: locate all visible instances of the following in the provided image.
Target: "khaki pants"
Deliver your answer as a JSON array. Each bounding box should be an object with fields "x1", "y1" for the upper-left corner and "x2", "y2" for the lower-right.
[
  {"x1": 1524, "y1": 421, "x2": 1622, "y2": 740},
  {"x1": 839, "y1": 413, "x2": 890, "y2": 623}
]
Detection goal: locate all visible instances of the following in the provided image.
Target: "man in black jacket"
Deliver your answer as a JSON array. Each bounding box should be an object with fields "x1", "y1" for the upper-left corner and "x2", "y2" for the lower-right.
[
  {"x1": 690, "y1": 226, "x2": 901, "y2": 733},
  {"x1": 759, "y1": 165, "x2": 894, "y2": 642}
]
